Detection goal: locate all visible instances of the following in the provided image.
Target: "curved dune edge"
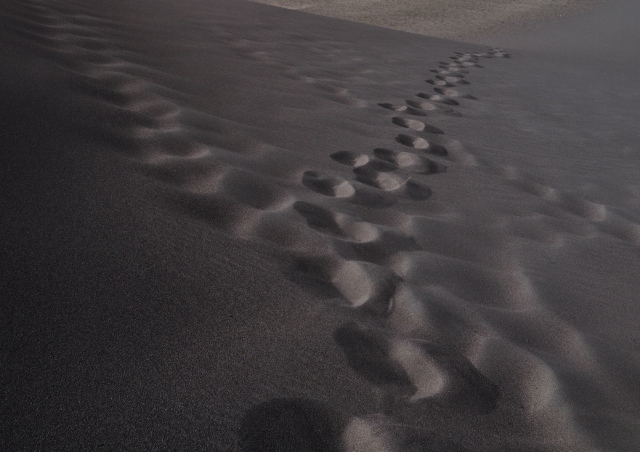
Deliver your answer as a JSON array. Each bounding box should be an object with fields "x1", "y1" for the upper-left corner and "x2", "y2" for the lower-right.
[
  {"x1": 250, "y1": 0, "x2": 606, "y2": 42},
  {"x1": 3, "y1": 0, "x2": 639, "y2": 451}
]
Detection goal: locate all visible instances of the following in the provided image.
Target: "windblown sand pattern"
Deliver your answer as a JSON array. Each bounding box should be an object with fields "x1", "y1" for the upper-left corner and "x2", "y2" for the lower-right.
[
  {"x1": 3, "y1": 0, "x2": 639, "y2": 450},
  {"x1": 251, "y1": 0, "x2": 606, "y2": 42}
]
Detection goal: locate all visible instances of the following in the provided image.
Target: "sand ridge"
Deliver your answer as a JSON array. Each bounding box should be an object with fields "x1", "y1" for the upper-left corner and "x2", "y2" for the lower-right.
[
  {"x1": 250, "y1": 0, "x2": 606, "y2": 42},
  {"x1": 3, "y1": 0, "x2": 640, "y2": 450}
]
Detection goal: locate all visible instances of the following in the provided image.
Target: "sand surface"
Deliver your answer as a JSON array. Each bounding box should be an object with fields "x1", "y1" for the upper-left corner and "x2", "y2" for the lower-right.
[
  {"x1": 250, "y1": 0, "x2": 605, "y2": 41},
  {"x1": 2, "y1": 0, "x2": 639, "y2": 450}
]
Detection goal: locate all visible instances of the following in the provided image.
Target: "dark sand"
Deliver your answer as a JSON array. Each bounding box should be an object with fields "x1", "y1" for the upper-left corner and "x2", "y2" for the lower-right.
[{"x1": 2, "y1": 0, "x2": 639, "y2": 450}]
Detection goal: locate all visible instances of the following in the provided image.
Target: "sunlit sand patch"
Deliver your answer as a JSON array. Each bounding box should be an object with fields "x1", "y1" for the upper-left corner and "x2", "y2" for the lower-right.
[
  {"x1": 378, "y1": 102, "x2": 407, "y2": 112},
  {"x1": 302, "y1": 170, "x2": 356, "y2": 198},
  {"x1": 330, "y1": 150, "x2": 370, "y2": 167},
  {"x1": 342, "y1": 416, "x2": 394, "y2": 452},
  {"x1": 395, "y1": 134, "x2": 429, "y2": 150},
  {"x1": 389, "y1": 338, "x2": 447, "y2": 401}
]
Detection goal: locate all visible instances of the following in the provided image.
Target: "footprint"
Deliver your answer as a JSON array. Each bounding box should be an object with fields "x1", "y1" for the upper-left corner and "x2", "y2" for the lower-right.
[
  {"x1": 417, "y1": 93, "x2": 459, "y2": 106},
  {"x1": 337, "y1": 261, "x2": 401, "y2": 313},
  {"x1": 450, "y1": 56, "x2": 478, "y2": 65},
  {"x1": 426, "y1": 79, "x2": 455, "y2": 88},
  {"x1": 294, "y1": 201, "x2": 345, "y2": 237},
  {"x1": 432, "y1": 69, "x2": 469, "y2": 76},
  {"x1": 302, "y1": 171, "x2": 356, "y2": 198},
  {"x1": 395, "y1": 134, "x2": 430, "y2": 150},
  {"x1": 353, "y1": 163, "x2": 404, "y2": 191},
  {"x1": 345, "y1": 228, "x2": 420, "y2": 265},
  {"x1": 392, "y1": 116, "x2": 425, "y2": 131},
  {"x1": 436, "y1": 75, "x2": 469, "y2": 85},
  {"x1": 433, "y1": 88, "x2": 459, "y2": 98},
  {"x1": 405, "y1": 99, "x2": 437, "y2": 111},
  {"x1": 293, "y1": 201, "x2": 379, "y2": 242},
  {"x1": 405, "y1": 106, "x2": 429, "y2": 117},
  {"x1": 372, "y1": 148, "x2": 405, "y2": 164},
  {"x1": 333, "y1": 323, "x2": 498, "y2": 410},
  {"x1": 333, "y1": 323, "x2": 413, "y2": 388},
  {"x1": 387, "y1": 338, "x2": 448, "y2": 402},
  {"x1": 350, "y1": 184, "x2": 397, "y2": 209},
  {"x1": 341, "y1": 416, "x2": 396, "y2": 452},
  {"x1": 329, "y1": 150, "x2": 370, "y2": 167},
  {"x1": 441, "y1": 61, "x2": 482, "y2": 70},
  {"x1": 388, "y1": 284, "x2": 488, "y2": 355},
  {"x1": 437, "y1": 137, "x2": 476, "y2": 163},
  {"x1": 448, "y1": 56, "x2": 484, "y2": 68},
  {"x1": 416, "y1": 340, "x2": 500, "y2": 412},
  {"x1": 392, "y1": 117, "x2": 444, "y2": 135},
  {"x1": 434, "y1": 87, "x2": 476, "y2": 100},
  {"x1": 434, "y1": 67, "x2": 468, "y2": 75},
  {"x1": 403, "y1": 179, "x2": 433, "y2": 201},
  {"x1": 294, "y1": 257, "x2": 399, "y2": 313},
  {"x1": 357, "y1": 158, "x2": 398, "y2": 173},
  {"x1": 487, "y1": 48, "x2": 511, "y2": 58},
  {"x1": 427, "y1": 143, "x2": 448, "y2": 157},
  {"x1": 373, "y1": 149, "x2": 445, "y2": 176},
  {"x1": 378, "y1": 103, "x2": 407, "y2": 112}
]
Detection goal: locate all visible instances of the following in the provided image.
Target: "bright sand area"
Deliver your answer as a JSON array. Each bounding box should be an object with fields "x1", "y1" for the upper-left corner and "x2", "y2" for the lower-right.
[
  {"x1": 2, "y1": 0, "x2": 639, "y2": 450},
  {"x1": 250, "y1": 0, "x2": 605, "y2": 41}
]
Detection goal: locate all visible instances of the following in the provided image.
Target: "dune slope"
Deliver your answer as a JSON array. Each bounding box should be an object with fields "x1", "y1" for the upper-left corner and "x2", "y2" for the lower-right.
[{"x1": 1, "y1": 0, "x2": 639, "y2": 450}]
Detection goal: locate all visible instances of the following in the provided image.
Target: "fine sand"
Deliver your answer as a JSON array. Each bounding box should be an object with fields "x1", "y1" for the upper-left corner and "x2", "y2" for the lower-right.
[
  {"x1": 1, "y1": 0, "x2": 639, "y2": 450},
  {"x1": 250, "y1": 0, "x2": 605, "y2": 42}
]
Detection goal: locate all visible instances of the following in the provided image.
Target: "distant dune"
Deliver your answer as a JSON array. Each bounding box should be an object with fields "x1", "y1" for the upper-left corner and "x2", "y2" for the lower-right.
[{"x1": 250, "y1": 0, "x2": 605, "y2": 41}]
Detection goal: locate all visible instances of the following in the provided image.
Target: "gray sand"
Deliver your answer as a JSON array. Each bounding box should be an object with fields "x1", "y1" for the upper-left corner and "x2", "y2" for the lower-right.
[{"x1": 2, "y1": 0, "x2": 639, "y2": 450}]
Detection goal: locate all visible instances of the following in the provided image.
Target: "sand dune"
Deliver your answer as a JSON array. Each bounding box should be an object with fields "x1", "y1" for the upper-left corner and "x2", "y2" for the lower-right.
[
  {"x1": 250, "y1": 0, "x2": 605, "y2": 42},
  {"x1": 2, "y1": 0, "x2": 639, "y2": 450}
]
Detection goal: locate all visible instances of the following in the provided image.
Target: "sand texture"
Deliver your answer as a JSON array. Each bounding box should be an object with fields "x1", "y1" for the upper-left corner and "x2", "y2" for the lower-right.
[
  {"x1": 1, "y1": 0, "x2": 639, "y2": 450},
  {"x1": 250, "y1": 0, "x2": 605, "y2": 41}
]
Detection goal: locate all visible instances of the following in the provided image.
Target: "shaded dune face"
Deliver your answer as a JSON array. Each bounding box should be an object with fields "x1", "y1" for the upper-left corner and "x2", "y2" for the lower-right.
[
  {"x1": 332, "y1": 322, "x2": 500, "y2": 414},
  {"x1": 333, "y1": 323, "x2": 413, "y2": 387},
  {"x1": 302, "y1": 170, "x2": 356, "y2": 198},
  {"x1": 238, "y1": 398, "x2": 344, "y2": 452},
  {"x1": 4, "y1": 0, "x2": 639, "y2": 450}
]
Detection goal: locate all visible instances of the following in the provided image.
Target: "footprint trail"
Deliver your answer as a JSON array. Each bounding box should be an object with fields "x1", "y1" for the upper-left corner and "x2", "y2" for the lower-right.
[{"x1": 6, "y1": 3, "x2": 633, "y2": 449}]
